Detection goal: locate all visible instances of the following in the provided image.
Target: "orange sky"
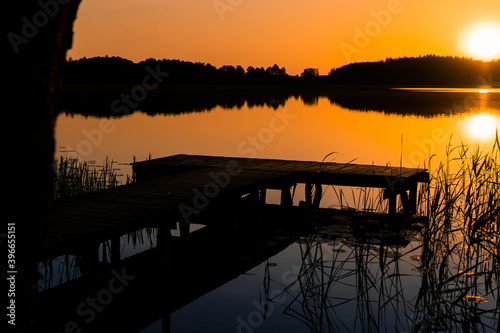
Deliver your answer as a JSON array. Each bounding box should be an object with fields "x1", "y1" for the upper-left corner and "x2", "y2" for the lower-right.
[{"x1": 67, "y1": 0, "x2": 500, "y2": 75}]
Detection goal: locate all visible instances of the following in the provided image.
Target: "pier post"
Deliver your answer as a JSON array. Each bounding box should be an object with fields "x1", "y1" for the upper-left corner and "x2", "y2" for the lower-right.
[
  {"x1": 281, "y1": 186, "x2": 293, "y2": 207},
  {"x1": 259, "y1": 188, "x2": 267, "y2": 204},
  {"x1": 409, "y1": 182, "x2": 418, "y2": 215},
  {"x1": 81, "y1": 243, "x2": 100, "y2": 279},
  {"x1": 388, "y1": 195, "x2": 397, "y2": 215},
  {"x1": 400, "y1": 191, "x2": 409, "y2": 215},
  {"x1": 111, "y1": 235, "x2": 121, "y2": 264},
  {"x1": 179, "y1": 221, "x2": 190, "y2": 240},
  {"x1": 313, "y1": 183, "x2": 322, "y2": 208},
  {"x1": 399, "y1": 182, "x2": 418, "y2": 216},
  {"x1": 305, "y1": 183, "x2": 313, "y2": 206}
]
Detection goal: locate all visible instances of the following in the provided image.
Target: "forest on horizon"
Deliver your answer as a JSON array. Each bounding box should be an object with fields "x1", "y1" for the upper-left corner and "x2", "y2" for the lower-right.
[{"x1": 63, "y1": 55, "x2": 500, "y2": 87}]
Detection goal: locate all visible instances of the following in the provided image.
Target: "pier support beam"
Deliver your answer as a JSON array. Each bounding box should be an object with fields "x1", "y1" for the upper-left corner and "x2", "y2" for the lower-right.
[
  {"x1": 111, "y1": 236, "x2": 121, "y2": 264},
  {"x1": 281, "y1": 186, "x2": 293, "y2": 207},
  {"x1": 384, "y1": 179, "x2": 420, "y2": 215},
  {"x1": 408, "y1": 183, "x2": 418, "y2": 215},
  {"x1": 313, "y1": 183, "x2": 322, "y2": 208},
  {"x1": 388, "y1": 195, "x2": 397, "y2": 215},
  {"x1": 305, "y1": 183, "x2": 313, "y2": 206},
  {"x1": 259, "y1": 188, "x2": 267, "y2": 204},
  {"x1": 80, "y1": 243, "x2": 100, "y2": 280}
]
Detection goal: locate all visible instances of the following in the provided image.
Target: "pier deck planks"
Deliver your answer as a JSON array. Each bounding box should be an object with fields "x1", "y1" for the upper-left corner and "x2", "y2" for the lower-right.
[{"x1": 46, "y1": 154, "x2": 428, "y2": 259}]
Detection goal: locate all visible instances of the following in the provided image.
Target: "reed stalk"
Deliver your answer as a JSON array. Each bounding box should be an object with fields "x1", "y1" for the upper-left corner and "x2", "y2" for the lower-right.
[{"x1": 52, "y1": 156, "x2": 131, "y2": 199}]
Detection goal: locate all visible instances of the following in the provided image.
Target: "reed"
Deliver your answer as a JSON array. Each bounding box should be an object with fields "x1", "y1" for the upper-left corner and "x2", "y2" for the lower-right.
[
  {"x1": 268, "y1": 233, "x2": 414, "y2": 332},
  {"x1": 411, "y1": 135, "x2": 500, "y2": 331},
  {"x1": 52, "y1": 156, "x2": 132, "y2": 199},
  {"x1": 267, "y1": 137, "x2": 499, "y2": 332}
]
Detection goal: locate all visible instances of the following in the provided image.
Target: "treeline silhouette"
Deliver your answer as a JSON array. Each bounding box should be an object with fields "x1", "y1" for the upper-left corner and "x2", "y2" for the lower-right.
[
  {"x1": 333, "y1": 55, "x2": 500, "y2": 86},
  {"x1": 63, "y1": 55, "x2": 500, "y2": 87},
  {"x1": 60, "y1": 55, "x2": 500, "y2": 118},
  {"x1": 63, "y1": 56, "x2": 313, "y2": 85}
]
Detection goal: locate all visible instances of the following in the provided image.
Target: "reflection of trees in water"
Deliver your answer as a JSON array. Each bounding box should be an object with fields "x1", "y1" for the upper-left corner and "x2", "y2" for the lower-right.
[
  {"x1": 60, "y1": 86, "x2": 500, "y2": 119},
  {"x1": 60, "y1": 87, "x2": 292, "y2": 117}
]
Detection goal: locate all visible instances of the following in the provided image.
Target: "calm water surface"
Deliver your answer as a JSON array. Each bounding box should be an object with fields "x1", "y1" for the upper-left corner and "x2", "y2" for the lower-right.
[
  {"x1": 56, "y1": 88, "x2": 500, "y2": 176},
  {"x1": 51, "y1": 88, "x2": 500, "y2": 332}
]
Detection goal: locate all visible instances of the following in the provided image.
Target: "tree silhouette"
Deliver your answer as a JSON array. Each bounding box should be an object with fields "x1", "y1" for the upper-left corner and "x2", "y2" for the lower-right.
[
  {"x1": 301, "y1": 68, "x2": 319, "y2": 77},
  {"x1": 63, "y1": 55, "x2": 500, "y2": 87}
]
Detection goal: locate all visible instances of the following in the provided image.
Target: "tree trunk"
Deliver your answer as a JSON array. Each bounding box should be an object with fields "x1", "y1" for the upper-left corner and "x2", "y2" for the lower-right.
[{"x1": 5, "y1": 1, "x2": 81, "y2": 330}]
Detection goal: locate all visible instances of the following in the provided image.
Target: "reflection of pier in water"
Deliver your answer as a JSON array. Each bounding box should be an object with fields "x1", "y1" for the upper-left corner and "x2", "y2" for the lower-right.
[
  {"x1": 32, "y1": 215, "x2": 296, "y2": 332},
  {"x1": 32, "y1": 155, "x2": 429, "y2": 332},
  {"x1": 43, "y1": 154, "x2": 429, "y2": 260}
]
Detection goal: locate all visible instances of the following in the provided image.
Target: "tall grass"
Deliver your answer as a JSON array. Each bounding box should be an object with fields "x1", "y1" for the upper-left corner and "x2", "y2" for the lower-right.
[
  {"x1": 52, "y1": 156, "x2": 132, "y2": 199},
  {"x1": 265, "y1": 137, "x2": 500, "y2": 332},
  {"x1": 412, "y1": 135, "x2": 500, "y2": 331}
]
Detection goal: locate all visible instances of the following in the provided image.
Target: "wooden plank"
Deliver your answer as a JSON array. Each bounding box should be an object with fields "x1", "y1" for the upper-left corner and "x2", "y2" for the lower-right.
[{"x1": 45, "y1": 154, "x2": 429, "y2": 258}]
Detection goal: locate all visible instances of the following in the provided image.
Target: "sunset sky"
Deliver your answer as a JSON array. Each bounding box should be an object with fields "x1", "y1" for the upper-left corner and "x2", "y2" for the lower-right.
[{"x1": 67, "y1": 0, "x2": 500, "y2": 75}]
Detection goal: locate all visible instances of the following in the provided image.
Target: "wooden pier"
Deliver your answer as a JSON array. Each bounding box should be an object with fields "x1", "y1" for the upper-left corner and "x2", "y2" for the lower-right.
[{"x1": 46, "y1": 154, "x2": 429, "y2": 259}]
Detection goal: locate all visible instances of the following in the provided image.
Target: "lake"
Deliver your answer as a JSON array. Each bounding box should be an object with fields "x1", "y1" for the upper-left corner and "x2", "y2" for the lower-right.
[
  {"x1": 45, "y1": 87, "x2": 500, "y2": 332},
  {"x1": 55, "y1": 87, "x2": 500, "y2": 177}
]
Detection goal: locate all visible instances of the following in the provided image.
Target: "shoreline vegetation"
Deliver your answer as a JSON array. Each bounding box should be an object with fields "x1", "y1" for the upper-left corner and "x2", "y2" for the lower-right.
[
  {"x1": 60, "y1": 54, "x2": 500, "y2": 117},
  {"x1": 51, "y1": 139, "x2": 500, "y2": 329},
  {"x1": 51, "y1": 54, "x2": 500, "y2": 330},
  {"x1": 63, "y1": 54, "x2": 500, "y2": 87},
  {"x1": 52, "y1": 156, "x2": 132, "y2": 200}
]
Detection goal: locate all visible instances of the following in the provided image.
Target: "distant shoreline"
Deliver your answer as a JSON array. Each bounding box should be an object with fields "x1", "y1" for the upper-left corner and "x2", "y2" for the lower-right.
[
  {"x1": 62, "y1": 55, "x2": 500, "y2": 89},
  {"x1": 62, "y1": 82, "x2": 490, "y2": 94},
  {"x1": 59, "y1": 83, "x2": 500, "y2": 119}
]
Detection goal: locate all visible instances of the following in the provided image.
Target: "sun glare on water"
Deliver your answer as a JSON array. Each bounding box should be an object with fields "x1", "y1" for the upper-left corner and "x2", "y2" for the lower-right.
[{"x1": 466, "y1": 113, "x2": 499, "y2": 140}]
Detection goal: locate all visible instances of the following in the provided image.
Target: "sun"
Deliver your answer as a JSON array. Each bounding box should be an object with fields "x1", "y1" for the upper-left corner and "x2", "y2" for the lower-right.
[{"x1": 462, "y1": 22, "x2": 500, "y2": 60}]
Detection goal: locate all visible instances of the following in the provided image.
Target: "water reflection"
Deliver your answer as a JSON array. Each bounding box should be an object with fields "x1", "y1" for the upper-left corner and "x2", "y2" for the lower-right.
[
  {"x1": 290, "y1": 236, "x2": 412, "y2": 332},
  {"x1": 55, "y1": 91, "x2": 500, "y2": 192},
  {"x1": 33, "y1": 200, "x2": 500, "y2": 332},
  {"x1": 464, "y1": 112, "x2": 500, "y2": 141},
  {"x1": 60, "y1": 86, "x2": 500, "y2": 118},
  {"x1": 46, "y1": 87, "x2": 500, "y2": 332}
]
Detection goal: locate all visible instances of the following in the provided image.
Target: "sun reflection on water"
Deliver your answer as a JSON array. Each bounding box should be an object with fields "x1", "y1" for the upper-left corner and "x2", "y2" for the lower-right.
[{"x1": 464, "y1": 113, "x2": 499, "y2": 141}]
